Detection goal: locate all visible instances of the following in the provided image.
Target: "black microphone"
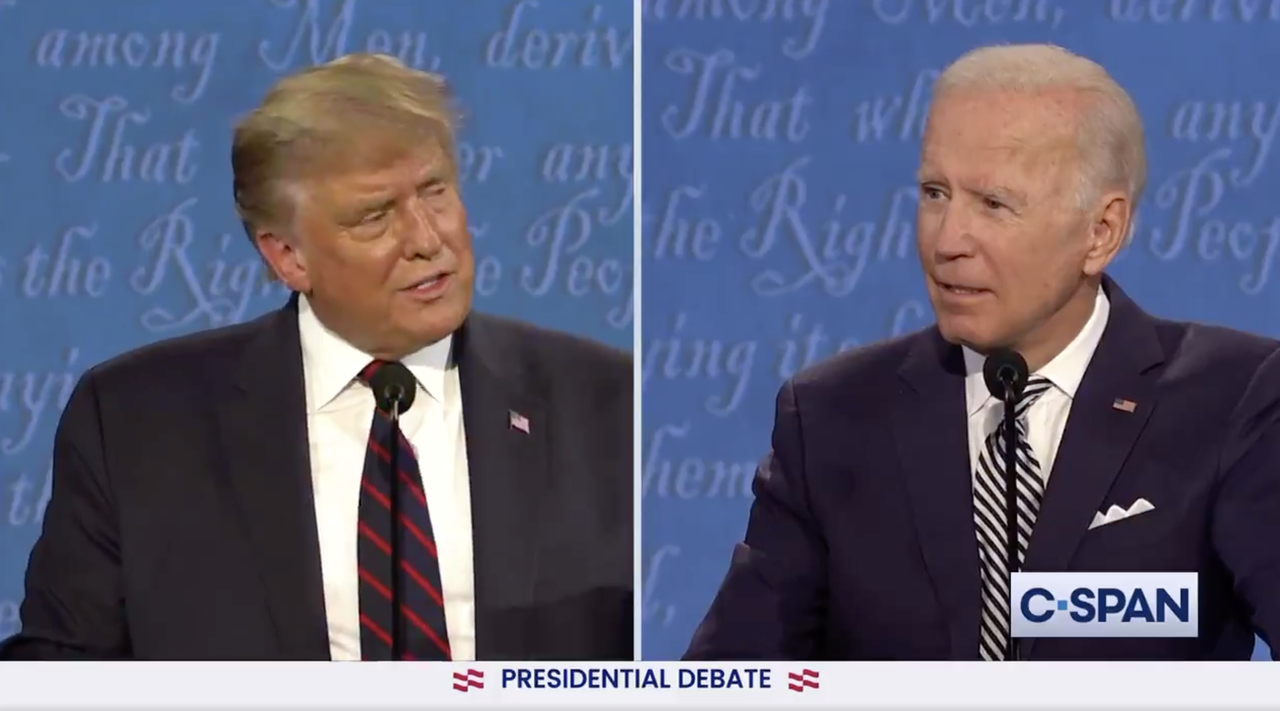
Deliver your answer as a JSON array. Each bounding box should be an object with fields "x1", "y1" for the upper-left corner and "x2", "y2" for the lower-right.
[
  {"x1": 367, "y1": 362, "x2": 417, "y2": 660},
  {"x1": 982, "y1": 348, "x2": 1029, "y2": 661}
]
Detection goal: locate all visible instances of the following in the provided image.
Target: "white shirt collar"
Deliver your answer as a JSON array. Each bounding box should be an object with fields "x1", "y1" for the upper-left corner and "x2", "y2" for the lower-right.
[
  {"x1": 297, "y1": 294, "x2": 452, "y2": 414},
  {"x1": 963, "y1": 287, "x2": 1111, "y2": 417}
]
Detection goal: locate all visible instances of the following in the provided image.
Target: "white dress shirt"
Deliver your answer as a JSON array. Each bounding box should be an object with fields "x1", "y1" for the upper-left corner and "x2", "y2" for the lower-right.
[
  {"x1": 963, "y1": 288, "x2": 1111, "y2": 482},
  {"x1": 297, "y1": 295, "x2": 477, "y2": 661}
]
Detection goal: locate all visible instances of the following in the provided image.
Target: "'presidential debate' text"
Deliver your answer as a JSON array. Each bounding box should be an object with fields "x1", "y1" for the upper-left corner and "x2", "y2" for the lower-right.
[{"x1": 502, "y1": 668, "x2": 772, "y2": 689}]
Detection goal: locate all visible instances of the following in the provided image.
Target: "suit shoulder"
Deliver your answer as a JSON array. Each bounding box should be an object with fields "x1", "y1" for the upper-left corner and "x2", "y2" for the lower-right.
[
  {"x1": 82, "y1": 312, "x2": 274, "y2": 391},
  {"x1": 1157, "y1": 318, "x2": 1280, "y2": 375},
  {"x1": 469, "y1": 312, "x2": 631, "y2": 376},
  {"x1": 788, "y1": 329, "x2": 923, "y2": 393}
]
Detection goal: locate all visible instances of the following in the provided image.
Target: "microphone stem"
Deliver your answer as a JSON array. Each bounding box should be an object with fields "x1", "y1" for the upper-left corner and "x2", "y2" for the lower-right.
[
  {"x1": 1002, "y1": 385, "x2": 1018, "y2": 661},
  {"x1": 389, "y1": 402, "x2": 403, "y2": 660}
]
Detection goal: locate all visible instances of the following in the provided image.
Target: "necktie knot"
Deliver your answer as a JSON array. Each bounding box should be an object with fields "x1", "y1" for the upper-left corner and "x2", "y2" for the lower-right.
[
  {"x1": 1015, "y1": 376, "x2": 1052, "y2": 416},
  {"x1": 357, "y1": 360, "x2": 392, "y2": 387}
]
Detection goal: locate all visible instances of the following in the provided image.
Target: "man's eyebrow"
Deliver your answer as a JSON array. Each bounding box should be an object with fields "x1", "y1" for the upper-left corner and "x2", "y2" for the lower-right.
[
  {"x1": 336, "y1": 196, "x2": 395, "y2": 223},
  {"x1": 913, "y1": 172, "x2": 1031, "y2": 206},
  {"x1": 417, "y1": 174, "x2": 447, "y2": 188},
  {"x1": 977, "y1": 184, "x2": 1029, "y2": 205}
]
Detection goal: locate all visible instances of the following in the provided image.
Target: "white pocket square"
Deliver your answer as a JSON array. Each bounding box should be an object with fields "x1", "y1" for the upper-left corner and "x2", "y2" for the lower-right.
[{"x1": 1088, "y1": 498, "x2": 1155, "y2": 530}]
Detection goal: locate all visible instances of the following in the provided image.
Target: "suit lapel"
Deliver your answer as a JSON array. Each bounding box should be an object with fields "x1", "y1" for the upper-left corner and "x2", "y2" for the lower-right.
[
  {"x1": 1022, "y1": 278, "x2": 1166, "y2": 657},
  {"x1": 455, "y1": 314, "x2": 550, "y2": 660},
  {"x1": 215, "y1": 296, "x2": 330, "y2": 660},
  {"x1": 894, "y1": 331, "x2": 981, "y2": 660}
]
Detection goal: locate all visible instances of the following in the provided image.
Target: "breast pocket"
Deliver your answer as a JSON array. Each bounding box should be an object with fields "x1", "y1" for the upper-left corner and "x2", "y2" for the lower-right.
[
  {"x1": 1076, "y1": 507, "x2": 1208, "y2": 572},
  {"x1": 1082, "y1": 509, "x2": 1169, "y2": 549}
]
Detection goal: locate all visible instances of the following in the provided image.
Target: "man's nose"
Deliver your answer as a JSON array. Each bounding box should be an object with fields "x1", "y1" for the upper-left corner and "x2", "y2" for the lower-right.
[
  {"x1": 932, "y1": 205, "x2": 976, "y2": 260},
  {"x1": 402, "y1": 200, "x2": 444, "y2": 259}
]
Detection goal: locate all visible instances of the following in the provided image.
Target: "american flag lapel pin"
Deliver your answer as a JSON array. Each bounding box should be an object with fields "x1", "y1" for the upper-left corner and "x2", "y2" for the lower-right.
[
  {"x1": 1112, "y1": 398, "x2": 1137, "y2": 413},
  {"x1": 509, "y1": 410, "x2": 530, "y2": 434}
]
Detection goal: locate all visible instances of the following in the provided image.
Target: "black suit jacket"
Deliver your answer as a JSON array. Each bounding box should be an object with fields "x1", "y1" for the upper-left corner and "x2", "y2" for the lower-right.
[{"x1": 0, "y1": 298, "x2": 633, "y2": 660}]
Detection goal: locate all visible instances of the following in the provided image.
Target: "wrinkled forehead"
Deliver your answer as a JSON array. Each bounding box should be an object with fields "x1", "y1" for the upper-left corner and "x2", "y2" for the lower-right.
[
  {"x1": 920, "y1": 90, "x2": 1081, "y2": 188},
  {"x1": 297, "y1": 136, "x2": 453, "y2": 199},
  {"x1": 310, "y1": 127, "x2": 453, "y2": 179}
]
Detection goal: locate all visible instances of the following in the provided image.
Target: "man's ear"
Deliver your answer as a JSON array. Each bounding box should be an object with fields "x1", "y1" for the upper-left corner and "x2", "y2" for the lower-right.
[
  {"x1": 255, "y1": 228, "x2": 311, "y2": 293},
  {"x1": 1082, "y1": 191, "x2": 1131, "y2": 276}
]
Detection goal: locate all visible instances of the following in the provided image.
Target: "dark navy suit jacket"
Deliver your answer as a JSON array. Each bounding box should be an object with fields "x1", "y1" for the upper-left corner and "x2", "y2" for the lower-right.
[
  {"x1": 686, "y1": 278, "x2": 1280, "y2": 660},
  {"x1": 0, "y1": 296, "x2": 633, "y2": 660}
]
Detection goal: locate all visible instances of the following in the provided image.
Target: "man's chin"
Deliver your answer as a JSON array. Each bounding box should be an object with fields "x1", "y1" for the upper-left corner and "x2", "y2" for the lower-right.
[
  {"x1": 936, "y1": 321, "x2": 999, "y2": 353},
  {"x1": 405, "y1": 300, "x2": 468, "y2": 341}
]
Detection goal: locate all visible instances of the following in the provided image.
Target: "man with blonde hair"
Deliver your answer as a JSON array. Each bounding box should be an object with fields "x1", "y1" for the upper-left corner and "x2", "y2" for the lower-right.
[
  {"x1": 685, "y1": 44, "x2": 1280, "y2": 660},
  {"x1": 1, "y1": 54, "x2": 633, "y2": 661}
]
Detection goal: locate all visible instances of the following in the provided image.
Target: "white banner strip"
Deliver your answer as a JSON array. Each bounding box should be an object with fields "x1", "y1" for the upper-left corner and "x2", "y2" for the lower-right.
[{"x1": 0, "y1": 661, "x2": 1277, "y2": 709}]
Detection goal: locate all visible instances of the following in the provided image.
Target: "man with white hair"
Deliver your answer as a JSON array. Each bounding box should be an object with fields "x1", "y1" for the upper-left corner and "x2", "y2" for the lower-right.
[{"x1": 684, "y1": 44, "x2": 1280, "y2": 660}]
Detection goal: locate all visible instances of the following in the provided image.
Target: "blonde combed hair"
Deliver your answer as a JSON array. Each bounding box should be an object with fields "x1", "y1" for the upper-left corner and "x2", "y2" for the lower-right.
[
  {"x1": 232, "y1": 53, "x2": 461, "y2": 240},
  {"x1": 933, "y1": 44, "x2": 1146, "y2": 246}
]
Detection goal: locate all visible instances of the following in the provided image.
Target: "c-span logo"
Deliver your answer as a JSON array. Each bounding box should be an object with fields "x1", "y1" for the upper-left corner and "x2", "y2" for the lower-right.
[{"x1": 1011, "y1": 572, "x2": 1197, "y2": 638}]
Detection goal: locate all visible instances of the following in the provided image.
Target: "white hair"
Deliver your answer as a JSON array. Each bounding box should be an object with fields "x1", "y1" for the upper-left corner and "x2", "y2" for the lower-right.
[{"x1": 932, "y1": 44, "x2": 1146, "y2": 246}]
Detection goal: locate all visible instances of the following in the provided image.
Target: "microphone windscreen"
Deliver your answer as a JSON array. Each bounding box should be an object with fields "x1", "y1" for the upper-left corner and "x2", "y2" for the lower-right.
[
  {"x1": 982, "y1": 348, "x2": 1029, "y2": 403},
  {"x1": 369, "y1": 362, "x2": 418, "y2": 415}
]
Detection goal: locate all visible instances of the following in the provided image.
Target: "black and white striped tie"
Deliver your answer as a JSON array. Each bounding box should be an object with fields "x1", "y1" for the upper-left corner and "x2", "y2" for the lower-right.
[{"x1": 973, "y1": 376, "x2": 1052, "y2": 661}]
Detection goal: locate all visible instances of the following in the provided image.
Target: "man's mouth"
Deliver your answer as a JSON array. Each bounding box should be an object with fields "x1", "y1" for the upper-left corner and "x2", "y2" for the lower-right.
[
  {"x1": 403, "y1": 273, "x2": 450, "y2": 295},
  {"x1": 936, "y1": 279, "x2": 986, "y2": 296}
]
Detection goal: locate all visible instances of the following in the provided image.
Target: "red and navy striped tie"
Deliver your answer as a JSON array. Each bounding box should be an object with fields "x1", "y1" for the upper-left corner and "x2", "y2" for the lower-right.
[{"x1": 356, "y1": 360, "x2": 452, "y2": 661}]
